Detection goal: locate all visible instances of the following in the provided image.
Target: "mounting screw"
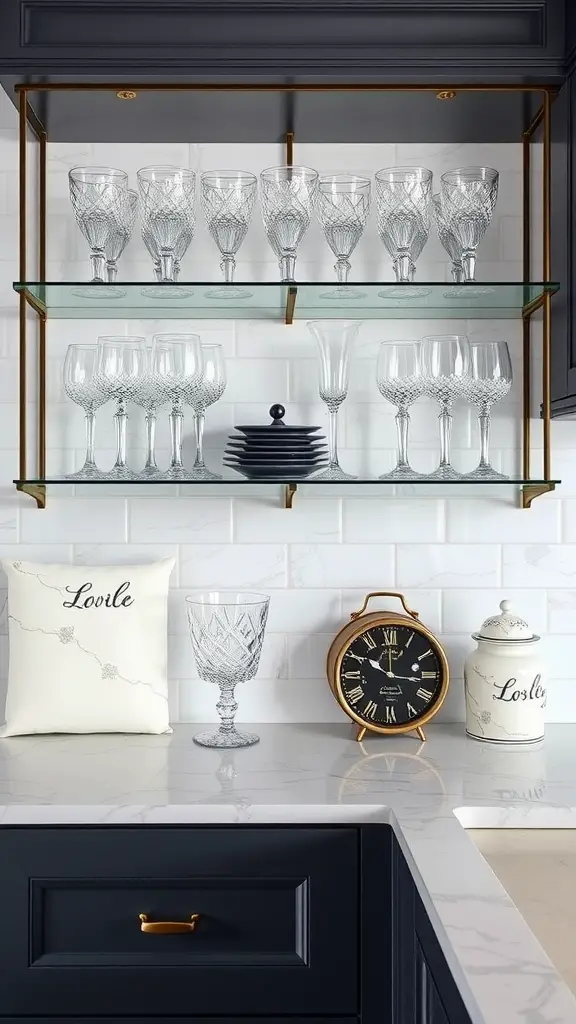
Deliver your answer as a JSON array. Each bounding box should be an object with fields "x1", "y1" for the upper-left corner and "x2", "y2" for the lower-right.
[
  {"x1": 117, "y1": 90, "x2": 137, "y2": 100},
  {"x1": 436, "y1": 90, "x2": 456, "y2": 101}
]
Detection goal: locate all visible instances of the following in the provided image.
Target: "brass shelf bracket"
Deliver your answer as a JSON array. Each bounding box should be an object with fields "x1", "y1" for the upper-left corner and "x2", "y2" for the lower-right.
[
  {"x1": 285, "y1": 285, "x2": 297, "y2": 325},
  {"x1": 284, "y1": 483, "x2": 297, "y2": 508},
  {"x1": 17, "y1": 482, "x2": 46, "y2": 509},
  {"x1": 286, "y1": 130, "x2": 294, "y2": 166},
  {"x1": 521, "y1": 482, "x2": 556, "y2": 508}
]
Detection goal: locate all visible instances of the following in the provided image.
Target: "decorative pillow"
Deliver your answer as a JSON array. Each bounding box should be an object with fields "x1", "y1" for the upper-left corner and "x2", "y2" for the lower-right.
[{"x1": 1, "y1": 558, "x2": 175, "y2": 736}]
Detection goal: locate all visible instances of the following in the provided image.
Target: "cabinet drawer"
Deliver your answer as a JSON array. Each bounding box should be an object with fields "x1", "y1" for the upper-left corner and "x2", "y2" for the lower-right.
[{"x1": 0, "y1": 826, "x2": 358, "y2": 1018}]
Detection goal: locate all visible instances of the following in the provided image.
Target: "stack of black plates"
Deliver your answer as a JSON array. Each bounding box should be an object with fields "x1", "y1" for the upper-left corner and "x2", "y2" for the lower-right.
[{"x1": 224, "y1": 404, "x2": 328, "y2": 480}]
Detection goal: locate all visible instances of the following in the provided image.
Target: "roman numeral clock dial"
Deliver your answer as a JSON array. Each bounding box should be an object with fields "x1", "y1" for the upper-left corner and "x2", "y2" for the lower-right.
[{"x1": 326, "y1": 593, "x2": 450, "y2": 742}]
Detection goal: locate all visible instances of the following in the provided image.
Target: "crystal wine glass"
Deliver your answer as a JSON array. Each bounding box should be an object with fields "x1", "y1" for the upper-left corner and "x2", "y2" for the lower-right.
[
  {"x1": 63, "y1": 344, "x2": 108, "y2": 479},
  {"x1": 376, "y1": 341, "x2": 426, "y2": 480},
  {"x1": 260, "y1": 165, "x2": 318, "y2": 282},
  {"x1": 96, "y1": 336, "x2": 147, "y2": 479},
  {"x1": 465, "y1": 340, "x2": 513, "y2": 480},
  {"x1": 151, "y1": 333, "x2": 203, "y2": 480},
  {"x1": 187, "y1": 343, "x2": 227, "y2": 481},
  {"x1": 432, "y1": 193, "x2": 463, "y2": 284},
  {"x1": 421, "y1": 335, "x2": 471, "y2": 480},
  {"x1": 137, "y1": 165, "x2": 196, "y2": 298},
  {"x1": 375, "y1": 167, "x2": 433, "y2": 299},
  {"x1": 307, "y1": 319, "x2": 362, "y2": 481},
  {"x1": 105, "y1": 187, "x2": 138, "y2": 285},
  {"x1": 186, "y1": 591, "x2": 270, "y2": 748},
  {"x1": 69, "y1": 166, "x2": 128, "y2": 298},
  {"x1": 440, "y1": 167, "x2": 499, "y2": 294},
  {"x1": 132, "y1": 341, "x2": 174, "y2": 478},
  {"x1": 201, "y1": 171, "x2": 257, "y2": 299},
  {"x1": 315, "y1": 174, "x2": 371, "y2": 299}
]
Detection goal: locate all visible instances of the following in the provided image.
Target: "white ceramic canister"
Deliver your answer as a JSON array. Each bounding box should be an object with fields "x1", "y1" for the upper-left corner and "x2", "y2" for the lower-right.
[{"x1": 464, "y1": 600, "x2": 547, "y2": 744}]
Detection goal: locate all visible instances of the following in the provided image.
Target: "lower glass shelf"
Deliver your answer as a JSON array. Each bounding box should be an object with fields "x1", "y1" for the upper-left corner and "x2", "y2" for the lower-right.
[{"x1": 14, "y1": 476, "x2": 560, "y2": 487}]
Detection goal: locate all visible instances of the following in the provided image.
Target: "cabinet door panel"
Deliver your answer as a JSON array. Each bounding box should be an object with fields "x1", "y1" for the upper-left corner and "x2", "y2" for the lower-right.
[{"x1": 0, "y1": 826, "x2": 358, "y2": 1017}]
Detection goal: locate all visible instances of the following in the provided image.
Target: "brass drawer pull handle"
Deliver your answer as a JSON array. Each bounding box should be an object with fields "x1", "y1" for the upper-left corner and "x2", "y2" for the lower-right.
[{"x1": 139, "y1": 913, "x2": 200, "y2": 934}]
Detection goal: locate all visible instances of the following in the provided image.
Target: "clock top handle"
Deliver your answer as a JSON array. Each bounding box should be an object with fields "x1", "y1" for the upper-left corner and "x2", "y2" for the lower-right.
[{"x1": 350, "y1": 591, "x2": 420, "y2": 622}]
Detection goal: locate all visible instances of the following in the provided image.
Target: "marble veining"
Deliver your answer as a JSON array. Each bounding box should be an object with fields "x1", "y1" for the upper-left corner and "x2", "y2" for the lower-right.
[{"x1": 1, "y1": 722, "x2": 576, "y2": 1024}]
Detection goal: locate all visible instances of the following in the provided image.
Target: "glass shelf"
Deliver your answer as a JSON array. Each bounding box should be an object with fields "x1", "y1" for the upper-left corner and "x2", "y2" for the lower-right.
[
  {"x1": 15, "y1": 477, "x2": 560, "y2": 487},
  {"x1": 14, "y1": 281, "x2": 559, "y2": 320}
]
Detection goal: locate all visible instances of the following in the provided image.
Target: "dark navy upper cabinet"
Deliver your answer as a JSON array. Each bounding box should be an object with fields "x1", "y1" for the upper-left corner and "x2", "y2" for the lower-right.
[{"x1": 0, "y1": 0, "x2": 567, "y2": 77}]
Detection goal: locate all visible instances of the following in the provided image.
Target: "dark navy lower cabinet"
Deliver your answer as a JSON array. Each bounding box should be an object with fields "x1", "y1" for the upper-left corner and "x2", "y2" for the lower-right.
[{"x1": 0, "y1": 824, "x2": 472, "y2": 1024}]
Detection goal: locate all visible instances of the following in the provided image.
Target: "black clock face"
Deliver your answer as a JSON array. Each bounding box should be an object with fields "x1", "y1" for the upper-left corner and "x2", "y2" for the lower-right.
[{"x1": 339, "y1": 623, "x2": 445, "y2": 728}]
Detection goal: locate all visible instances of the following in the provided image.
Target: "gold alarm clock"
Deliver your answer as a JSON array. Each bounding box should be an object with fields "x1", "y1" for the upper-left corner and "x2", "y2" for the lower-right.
[{"x1": 326, "y1": 591, "x2": 450, "y2": 742}]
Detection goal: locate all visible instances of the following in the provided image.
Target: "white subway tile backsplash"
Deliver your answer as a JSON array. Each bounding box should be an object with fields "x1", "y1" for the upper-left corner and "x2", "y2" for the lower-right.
[
  {"x1": 288, "y1": 634, "x2": 332, "y2": 680},
  {"x1": 129, "y1": 498, "x2": 233, "y2": 544},
  {"x1": 179, "y1": 543, "x2": 287, "y2": 589},
  {"x1": 503, "y1": 545, "x2": 576, "y2": 588},
  {"x1": 343, "y1": 498, "x2": 445, "y2": 543},
  {"x1": 20, "y1": 499, "x2": 128, "y2": 544},
  {"x1": 290, "y1": 544, "x2": 395, "y2": 589},
  {"x1": 443, "y1": 589, "x2": 548, "y2": 635},
  {"x1": 235, "y1": 497, "x2": 341, "y2": 544},
  {"x1": 446, "y1": 497, "x2": 561, "y2": 544},
  {"x1": 397, "y1": 544, "x2": 501, "y2": 588},
  {"x1": 547, "y1": 590, "x2": 576, "y2": 634}
]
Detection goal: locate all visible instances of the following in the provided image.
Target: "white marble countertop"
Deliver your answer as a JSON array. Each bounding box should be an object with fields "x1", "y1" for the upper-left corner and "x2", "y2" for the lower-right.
[{"x1": 1, "y1": 722, "x2": 576, "y2": 1024}]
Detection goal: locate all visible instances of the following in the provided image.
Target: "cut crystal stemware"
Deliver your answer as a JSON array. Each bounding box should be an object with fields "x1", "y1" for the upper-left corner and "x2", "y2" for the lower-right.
[
  {"x1": 186, "y1": 591, "x2": 270, "y2": 748},
  {"x1": 151, "y1": 333, "x2": 203, "y2": 480},
  {"x1": 432, "y1": 193, "x2": 463, "y2": 284},
  {"x1": 105, "y1": 188, "x2": 138, "y2": 285},
  {"x1": 375, "y1": 167, "x2": 433, "y2": 299},
  {"x1": 201, "y1": 171, "x2": 257, "y2": 299},
  {"x1": 376, "y1": 341, "x2": 426, "y2": 480},
  {"x1": 465, "y1": 340, "x2": 513, "y2": 480},
  {"x1": 260, "y1": 165, "x2": 318, "y2": 282},
  {"x1": 440, "y1": 166, "x2": 499, "y2": 295},
  {"x1": 315, "y1": 174, "x2": 371, "y2": 299},
  {"x1": 63, "y1": 344, "x2": 108, "y2": 480},
  {"x1": 187, "y1": 343, "x2": 227, "y2": 481},
  {"x1": 137, "y1": 165, "x2": 196, "y2": 299},
  {"x1": 307, "y1": 319, "x2": 362, "y2": 481},
  {"x1": 96, "y1": 336, "x2": 147, "y2": 479},
  {"x1": 68, "y1": 166, "x2": 128, "y2": 299},
  {"x1": 133, "y1": 341, "x2": 174, "y2": 478},
  {"x1": 421, "y1": 334, "x2": 471, "y2": 480}
]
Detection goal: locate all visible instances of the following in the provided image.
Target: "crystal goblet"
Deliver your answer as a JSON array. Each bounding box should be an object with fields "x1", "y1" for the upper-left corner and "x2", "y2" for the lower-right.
[
  {"x1": 432, "y1": 193, "x2": 463, "y2": 284},
  {"x1": 187, "y1": 343, "x2": 227, "y2": 481},
  {"x1": 96, "y1": 336, "x2": 147, "y2": 479},
  {"x1": 316, "y1": 174, "x2": 371, "y2": 299},
  {"x1": 186, "y1": 591, "x2": 270, "y2": 748},
  {"x1": 375, "y1": 167, "x2": 433, "y2": 299},
  {"x1": 69, "y1": 166, "x2": 128, "y2": 299},
  {"x1": 260, "y1": 165, "x2": 318, "y2": 282},
  {"x1": 63, "y1": 344, "x2": 108, "y2": 479},
  {"x1": 307, "y1": 319, "x2": 362, "y2": 481},
  {"x1": 138, "y1": 165, "x2": 195, "y2": 299},
  {"x1": 465, "y1": 340, "x2": 513, "y2": 480},
  {"x1": 133, "y1": 341, "x2": 174, "y2": 477},
  {"x1": 201, "y1": 171, "x2": 257, "y2": 299},
  {"x1": 376, "y1": 341, "x2": 426, "y2": 480},
  {"x1": 421, "y1": 334, "x2": 471, "y2": 480},
  {"x1": 151, "y1": 333, "x2": 203, "y2": 480},
  {"x1": 440, "y1": 166, "x2": 499, "y2": 295},
  {"x1": 105, "y1": 187, "x2": 138, "y2": 285}
]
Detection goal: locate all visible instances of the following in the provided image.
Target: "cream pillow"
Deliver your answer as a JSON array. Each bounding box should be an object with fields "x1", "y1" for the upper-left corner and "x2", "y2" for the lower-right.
[{"x1": 1, "y1": 558, "x2": 174, "y2": 736}]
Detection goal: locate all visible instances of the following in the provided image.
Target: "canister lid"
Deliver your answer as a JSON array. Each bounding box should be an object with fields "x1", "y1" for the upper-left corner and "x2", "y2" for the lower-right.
[{"x1": 472, "y1": 600, "x2": 540, "y2": 644}]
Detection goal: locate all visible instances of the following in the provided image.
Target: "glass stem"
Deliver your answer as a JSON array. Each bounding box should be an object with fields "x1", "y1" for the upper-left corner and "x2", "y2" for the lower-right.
[
  {"x1": 169, "y1": 402, "x2": 185, "y2": 469},
  {"x1": 478, "y1": 403, "x2": 492, "y2": 468},
  {"x1": 105, "y1": 261, "x2": 118, "y2": 284},
  {"x1": 159, "y1": 250, "x2": 175, "y2": 282},
  {"x1": 395, "y1": 406, "x2": 411, "y2": 469},
  {"x1": 216, "y1": 682, "x2": 238, "y2": 735},
  {"x1": 393, "y1": 250, "x2": 412, "y2": 283},
  {"x1": 153, "y1": 261, "x2": 162, "y2": 282},
  {"x1": 90, "y1": 251, "x2": 106, "y2": 283},
  {"x1": 461, "y1": 250, "x2": 477, "y2": 282},
  {"x1": 221, "y1": 255, "x2": 235, "y2": 284},
  {"x1": 83, "y1": 408, "x2": 97, "y2": 470},
  {"x1": 145, "y1": 410, "x2": 157, "y2": 471},
  {"x1": 328, "y1": 408, "x2": 341, "y2": 469},
  {"x1": 193, "y1": 411, "x2": 206, "y2": 469},
  {"x1": 279, "y1": 253, "x2": 296, "y2": 282},
  {"x1": 438, "y1": 404, "x2": 453, "y2": 468},
  {"x1": 452, "y1": 262, "x2": 464, "y2": 284},
  {"x1": 335, "y1": 258, "x2": 351, "y2": 285},
  {"x1": 113, "y1": 398, "x2": 128, "y2": 469}
]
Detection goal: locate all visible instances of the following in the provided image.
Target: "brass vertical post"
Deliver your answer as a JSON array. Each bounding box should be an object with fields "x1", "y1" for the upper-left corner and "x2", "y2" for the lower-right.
[
  {"x1": 18, "y1": 90, "x2": 27, "y2": 482},
  {"x1": 38, "y1": 126, "x2": 47, "y2": 479},
  {"x1": 542, "y1": 90, "x2": 552, "y2": 481},
  {"x1": 286, "y1": 131, "x2": 294, "y2": 166},
  {"x1": 522, "y1": 125, "x2": 531, "y2": 482}
]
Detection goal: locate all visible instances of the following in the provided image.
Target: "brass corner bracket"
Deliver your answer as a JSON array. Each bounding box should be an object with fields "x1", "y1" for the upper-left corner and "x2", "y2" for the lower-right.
[
  {"x1": 521, "y1": 482, "x2": 555, "y2": 508},
  {"x1": 285, "y1": 285, "x2": 297, "y2": 325},
  {"x1": 284, "y1": 483, "x2": 297, "y2": 508},
  {"x1": 17, "y1": 482, "x2": 46, "y2": 509}
]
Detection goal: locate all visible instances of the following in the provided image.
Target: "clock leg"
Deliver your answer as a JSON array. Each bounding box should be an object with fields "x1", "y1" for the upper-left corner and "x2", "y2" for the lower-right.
[
  {"x1": 356, "y1": 726, "x2": 367, "y2": 742},
  {"x1": 416, "y1": 726, "x2": 426, "y2": 741}
]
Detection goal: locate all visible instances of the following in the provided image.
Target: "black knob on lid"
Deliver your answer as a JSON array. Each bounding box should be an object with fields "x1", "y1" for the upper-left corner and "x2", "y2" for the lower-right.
[{"x1": 269, "y1": 404, "x2": 286, "y2": 426}]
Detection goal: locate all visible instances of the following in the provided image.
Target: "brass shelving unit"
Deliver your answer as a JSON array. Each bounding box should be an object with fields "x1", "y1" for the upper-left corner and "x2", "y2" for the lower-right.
[{"x1": 13, "y1": 82, "x2": 560, "y2": 510}]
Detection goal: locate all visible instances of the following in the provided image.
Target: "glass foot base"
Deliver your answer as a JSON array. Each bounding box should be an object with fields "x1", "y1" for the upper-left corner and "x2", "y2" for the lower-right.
[
  {"x1": 186, "y1": 466, "x2": 223, "y2": 481},
  {"x1": 71, "y1": 285, "x2": 126, "y2": 299},
  {"x1": 379, "y1": 286, "x2": 431, "y2": 300},
  {"x1": 138, "y1": 465, "x2": 163, "y2": 479},
  {"x1": 465, "y1": 465, "x2": 509, "y2": 481},
  {"x1": 204, "y1": 286, "x2": 252, "y2": 299},
  {"x1": 320, "y1": 286, "x2": 366, "y2": 300},
  {"x1": 65, "y1": 466, "x2": 107, "y2": 480},
  {"x1": 141, "y1": 285, "x2": 194, "y2": 299},
  {"x1": 156, "y1": 466, "x2": 200, "y2": 481},
  {"x1": 312, "y1": 465, "x2": 357, "y2": 481},
  {"x1": 193, "y1": 728, "x2": 260, "y2": 749},
  {"x1": 379, "y1": 466, "x2": 425, "y2": 481},
  {"x1": 443, "y1": 285, "x2": 496, "y2": 299},
  {"x1": 425, "y1": 465, "x2": 465, "y2": 481},
  {"x1": 103, "y1": 465, "x2": 136, "y2": 480}
]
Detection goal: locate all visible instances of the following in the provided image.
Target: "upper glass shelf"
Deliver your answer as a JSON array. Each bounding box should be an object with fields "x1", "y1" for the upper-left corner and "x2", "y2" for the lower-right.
[{"x1": 14, "y1": 281, "x2": 559, "y2": 321}]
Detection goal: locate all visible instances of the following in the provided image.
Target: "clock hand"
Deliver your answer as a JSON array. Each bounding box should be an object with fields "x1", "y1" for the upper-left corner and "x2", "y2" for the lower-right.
[
  {"x1": 388, "y1": 648, "x2": 392, "y2": 674},
  {"x1": 384, "y1": 671, "x2": 420, "y2": 682},
  {"x1": 368, "y1": 659, "x2": 385, "y2": 672}
]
